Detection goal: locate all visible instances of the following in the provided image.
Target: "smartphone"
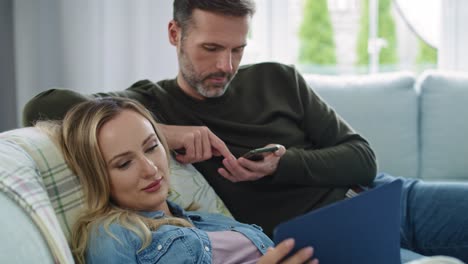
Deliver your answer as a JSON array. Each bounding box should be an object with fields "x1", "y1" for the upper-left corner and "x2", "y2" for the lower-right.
[{"x1": 242, "y1": 145, "x2": 280, "y2": 161}]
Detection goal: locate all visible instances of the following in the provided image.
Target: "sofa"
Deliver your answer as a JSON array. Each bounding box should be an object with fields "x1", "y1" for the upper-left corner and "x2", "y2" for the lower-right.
[
  {"x1": 1, "y1": 70, "x2": 467, "y2": 263},
  {"x1": 307, "y1": 70, "x2": 468, "y2": 181}
]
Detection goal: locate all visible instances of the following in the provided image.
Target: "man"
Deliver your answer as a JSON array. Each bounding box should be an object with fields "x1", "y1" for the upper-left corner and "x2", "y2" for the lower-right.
[{"x1": 23, "y1": 0, "x2": 468, "y2": 262}]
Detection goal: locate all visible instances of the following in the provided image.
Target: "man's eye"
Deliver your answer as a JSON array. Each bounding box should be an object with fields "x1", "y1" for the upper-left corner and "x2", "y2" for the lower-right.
[
  {"x1": 204, "y1": 46, "x2": 218, "y2": 52},
  {"x1": 233, "y1": 47, "x2": 245, "y2": 53},
  {"x1": 117, "y1": 161, "x2": 131, "y2": 169},
  {"x1": 146, "y1": 144, "x2": 159, "y2": 153}
]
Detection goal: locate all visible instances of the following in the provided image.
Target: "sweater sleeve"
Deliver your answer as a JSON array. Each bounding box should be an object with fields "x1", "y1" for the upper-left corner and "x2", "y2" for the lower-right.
[
  {"x1": 22, "y1": 80, "x2": 156, "y2": 126},
  {"x1": 270, "y1": 68, "x2": 377, "y2": 187}
]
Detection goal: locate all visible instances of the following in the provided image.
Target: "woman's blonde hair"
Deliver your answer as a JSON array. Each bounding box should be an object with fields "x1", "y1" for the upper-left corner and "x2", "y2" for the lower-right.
[{"x1": 39, "y1": 98, "x2": 193, "y2": 264}]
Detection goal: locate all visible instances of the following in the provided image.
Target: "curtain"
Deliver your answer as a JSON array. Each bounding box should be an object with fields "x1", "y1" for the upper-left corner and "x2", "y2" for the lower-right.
[
  {"x1": 394, "y1": 0, "x2": 468, "y2": 71},
  {"x1": 14, "y1": 0, "x2": 177, "y2": 122}
]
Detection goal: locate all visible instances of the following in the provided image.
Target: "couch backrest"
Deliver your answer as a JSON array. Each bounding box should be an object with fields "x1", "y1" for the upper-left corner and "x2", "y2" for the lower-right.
[
  {"x1": 306, "y1": 72, "x2": 419, "y2": 179},
  {"x1": 418, "y1": 70, "x2": 468, "y2": 181},
  {"x1": 0, "y1": 129, "x2": 73, "y2": 263}
]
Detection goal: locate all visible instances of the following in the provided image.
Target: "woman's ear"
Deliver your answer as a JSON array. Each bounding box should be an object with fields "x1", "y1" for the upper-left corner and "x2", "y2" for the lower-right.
[{"x1": 168, "y1": 20, "x2": 180, "y2": 46}]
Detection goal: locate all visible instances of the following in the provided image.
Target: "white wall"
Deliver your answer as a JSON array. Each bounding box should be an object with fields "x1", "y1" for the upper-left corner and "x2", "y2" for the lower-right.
[{"x1": 14, "y1": 0, "x2": 177, "y2": 125}]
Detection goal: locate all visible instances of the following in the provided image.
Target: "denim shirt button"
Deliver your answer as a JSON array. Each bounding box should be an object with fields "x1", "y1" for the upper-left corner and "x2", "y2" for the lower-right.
[
  {"x1": 230, "y1": 226, "x2": 235, "y2": 229},
  {"x1": 204, "y1": 246, "x2": 210, "y2": 252},
  {"x1": 157, "y1": 244, "x2": 163, "y2": 251},
  {"x1": 260, "y1": 244, "x2": 266, "y2": 249}
]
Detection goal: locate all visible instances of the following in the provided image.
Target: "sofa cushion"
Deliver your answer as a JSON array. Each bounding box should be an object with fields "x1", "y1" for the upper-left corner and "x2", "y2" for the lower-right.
[
  {"x1": 0, "y1": 191, "x2": 54, "y2": 263},
  {"x1": 305, "y1": 72, "x2": 419, "y2": 178},
  {"x1": 0, "y1": 137, "x2": 73, "y2": 263},
  {"x1": 0, "y1": 127, "x2": 231, "y2": 247},
  {"x1": 418, "y1": 70, "x2": 468, "y2": 181}
]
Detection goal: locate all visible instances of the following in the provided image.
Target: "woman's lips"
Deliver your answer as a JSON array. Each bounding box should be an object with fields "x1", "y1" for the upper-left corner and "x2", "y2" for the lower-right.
[{"x1": 142, "y1": 178, "x2": 162, "y2": 193}]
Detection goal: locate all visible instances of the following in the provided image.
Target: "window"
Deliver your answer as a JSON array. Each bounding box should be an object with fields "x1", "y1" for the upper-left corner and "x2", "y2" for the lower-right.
[{"x1": 243, "y1": 0, "x2": 440, "y2": 75}]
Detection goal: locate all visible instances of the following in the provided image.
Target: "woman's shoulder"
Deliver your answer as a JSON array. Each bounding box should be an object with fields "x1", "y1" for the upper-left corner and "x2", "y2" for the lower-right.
[
  {"x1": 88, "y1": 222, "x2": 139, "y2": 248},
  {"x1": 86, "y1": 222, "x2": 140, "y2": 263}
]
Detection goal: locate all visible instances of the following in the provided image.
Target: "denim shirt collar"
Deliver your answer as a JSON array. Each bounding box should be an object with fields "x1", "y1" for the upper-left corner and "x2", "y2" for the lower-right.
[{"x1": 137, "y1": 200, "x2": 201, "y2": 221}]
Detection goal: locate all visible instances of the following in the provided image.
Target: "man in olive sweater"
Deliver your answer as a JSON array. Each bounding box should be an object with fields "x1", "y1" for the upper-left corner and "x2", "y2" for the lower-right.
[
  {"x1": 23, "y1": 0, "x2": 468, "y2": 261},
  {"x1": 24, "y1": 62, "x2": 376, "y2": 236}
]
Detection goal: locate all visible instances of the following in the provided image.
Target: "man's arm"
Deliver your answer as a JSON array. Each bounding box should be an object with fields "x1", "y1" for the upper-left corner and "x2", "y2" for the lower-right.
[
  {"x1": 23, "y1": 83, "x2": 233, "y2": 163},
  {"x1": 214, "y1": 64, "x2": 377, "y2": 186},
  {"x1": 271, "y1": 67, "x2": 377, "y2": 186},
  {"x1": 23, "y1": 89, "x2": 89, "y2": 126},
  {"x1": 22, "y1": 81, "x2": 155, "y2": 126}
]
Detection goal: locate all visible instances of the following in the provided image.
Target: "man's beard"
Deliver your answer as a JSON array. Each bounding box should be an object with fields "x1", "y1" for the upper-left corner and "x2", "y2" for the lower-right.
[
  {"x1": 182, "y1": 70, "x2": 234, "y2": 98},
  {"x1": 179, "y1": 49, "x2": 235, "y2": 98}
]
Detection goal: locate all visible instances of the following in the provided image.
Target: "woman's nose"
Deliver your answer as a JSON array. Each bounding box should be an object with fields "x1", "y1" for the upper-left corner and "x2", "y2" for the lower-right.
[{"x1": 141, "y1": 157, "x2": 157, "y2": 178}]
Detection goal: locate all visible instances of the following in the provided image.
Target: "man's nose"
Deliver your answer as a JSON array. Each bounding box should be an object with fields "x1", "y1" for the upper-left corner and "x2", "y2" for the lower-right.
[{"x1": 216, "y1": 51, "x2": 233, "y2": 74}]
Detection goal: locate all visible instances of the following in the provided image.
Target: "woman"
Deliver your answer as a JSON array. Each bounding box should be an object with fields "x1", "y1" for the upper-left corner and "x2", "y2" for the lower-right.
[{"x1": 47, "y1": 98, "x2": 317, "y2": 264}]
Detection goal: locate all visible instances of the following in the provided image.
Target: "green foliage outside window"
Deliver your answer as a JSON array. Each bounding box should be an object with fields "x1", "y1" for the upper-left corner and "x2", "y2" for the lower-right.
[
  {"x1": 356, "y1": 0, "x2": 397, "y2": 65},
  {"x1": 298, "y1": 0, "x2": 336, "y2": 65},
  {"x1": 417, "y1": 39, "x2": 437, "y2": 64}
]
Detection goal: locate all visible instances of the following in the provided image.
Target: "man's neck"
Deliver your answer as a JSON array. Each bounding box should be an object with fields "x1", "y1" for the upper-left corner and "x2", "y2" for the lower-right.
[{"x1": 176, "y1": 74, "x2": 205, "y2": 101}]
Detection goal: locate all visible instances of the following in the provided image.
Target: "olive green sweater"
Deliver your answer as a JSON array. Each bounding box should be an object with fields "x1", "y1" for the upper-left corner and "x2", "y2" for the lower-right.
[{"x1": 24, "y1": 62, "x2": 377, "y2": 236}]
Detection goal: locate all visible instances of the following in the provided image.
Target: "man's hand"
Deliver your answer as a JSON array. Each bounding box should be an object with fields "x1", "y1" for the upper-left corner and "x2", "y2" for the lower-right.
[
  {"x1": 257, "y1": 238, "x2": 318, "y2": 264},
  {"x1": 159, "y1": 125, "x2": 233, "y2": 164},
  {"x1": 218, "y1": 144, "x2": 286, "y2": 182}
]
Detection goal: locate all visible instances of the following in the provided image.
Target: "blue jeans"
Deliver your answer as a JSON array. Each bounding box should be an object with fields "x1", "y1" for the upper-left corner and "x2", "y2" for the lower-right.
[{"x1": 373, "y1": 173, "x2": 468, "y2": 263}]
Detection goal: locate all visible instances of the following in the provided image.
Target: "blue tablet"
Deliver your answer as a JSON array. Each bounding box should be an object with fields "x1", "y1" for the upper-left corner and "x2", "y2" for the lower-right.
[{"x1": 273, "y1": 179, "x2": 403, "y2": 264}]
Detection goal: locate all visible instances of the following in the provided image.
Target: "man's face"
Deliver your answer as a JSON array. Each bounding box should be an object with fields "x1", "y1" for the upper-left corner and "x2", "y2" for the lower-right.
[{"x1": 169, "y1": 9, "x2": 251, "y2": 100}]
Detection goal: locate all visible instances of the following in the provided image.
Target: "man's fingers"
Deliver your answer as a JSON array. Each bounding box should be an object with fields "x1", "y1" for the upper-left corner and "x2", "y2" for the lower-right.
[
  {"x1": 194, "y1": 130, "x2": 202, "y2": 158},
  {"x1": 202, "y1": 129, "x2": 212, "y2": 160},
  {"x1": 208, "y1": 132, "x2": 231, "y2": 158},
  {"x1": 274, "y1": 144, "x2": 286, "y2": 156},
  {"x1": 218, "y1": 168, "x2": 237, "y2": 182},
  {"x1": 160, "y1": 125, "x2": 232, "y2": 163}
]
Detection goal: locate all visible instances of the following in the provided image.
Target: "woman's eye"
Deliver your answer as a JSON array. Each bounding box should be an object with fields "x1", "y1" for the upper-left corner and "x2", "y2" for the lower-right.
[
  {"x1": 146, "y1": 144, "x2": 159, "y2": 153},
  {"x1": 117, "y1": 161, "x2": 131, "y2": 169}
]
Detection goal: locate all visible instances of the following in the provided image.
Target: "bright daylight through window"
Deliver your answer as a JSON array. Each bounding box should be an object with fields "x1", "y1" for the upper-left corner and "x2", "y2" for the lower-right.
[{"x1": 243, "y1": 0, "x2": 440, "y2": 75}]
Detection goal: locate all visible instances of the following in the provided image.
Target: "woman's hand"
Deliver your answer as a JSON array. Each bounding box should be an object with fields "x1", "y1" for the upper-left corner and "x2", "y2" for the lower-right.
[{"x1": 257, "y1": 238, "x2": 319, "y2": 264}]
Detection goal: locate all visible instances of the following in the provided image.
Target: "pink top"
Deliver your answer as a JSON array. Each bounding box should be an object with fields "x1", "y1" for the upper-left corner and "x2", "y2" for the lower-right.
[{"x1": 207, "y1": 230, "x2": 263, "y2": 264}]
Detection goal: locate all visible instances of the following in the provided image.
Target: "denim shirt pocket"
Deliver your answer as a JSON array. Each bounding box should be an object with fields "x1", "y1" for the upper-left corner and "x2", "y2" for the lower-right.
[
  {"x1": 136, "y1": 228, "x2": 207, "y2": 264},
  {"x1": 230, "y1": 224, "x2": 274, "y2": 255}
]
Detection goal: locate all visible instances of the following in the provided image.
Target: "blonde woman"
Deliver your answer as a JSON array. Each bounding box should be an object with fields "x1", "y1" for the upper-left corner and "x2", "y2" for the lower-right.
[{"x1": 43, "y1": 98, "x2": 316, "y2": 264}]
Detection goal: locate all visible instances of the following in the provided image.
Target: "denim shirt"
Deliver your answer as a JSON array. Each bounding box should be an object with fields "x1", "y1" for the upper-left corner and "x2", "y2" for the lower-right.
[{"x1": 86, "y1": 201, "x2": 274, "y2": 264}]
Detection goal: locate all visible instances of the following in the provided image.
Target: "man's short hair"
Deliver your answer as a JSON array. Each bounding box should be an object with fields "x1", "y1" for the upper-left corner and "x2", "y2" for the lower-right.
[{"x1": 173, "y1": 0, "x2": 256, "y2": 33}]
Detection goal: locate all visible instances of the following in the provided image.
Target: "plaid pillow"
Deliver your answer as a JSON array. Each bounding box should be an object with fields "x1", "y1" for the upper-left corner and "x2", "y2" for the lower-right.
[
  {"x1": 0, "y1": 127, "x2": 231, "y2": 254},
  {"x1": 0, "y1": 133, "x2": 73, "y2": 263}
]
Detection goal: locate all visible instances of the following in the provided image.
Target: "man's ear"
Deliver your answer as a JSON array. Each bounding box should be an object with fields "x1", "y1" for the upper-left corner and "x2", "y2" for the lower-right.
[{"x1": 168, "y1": 20, "x2": 180, "y2": 46}]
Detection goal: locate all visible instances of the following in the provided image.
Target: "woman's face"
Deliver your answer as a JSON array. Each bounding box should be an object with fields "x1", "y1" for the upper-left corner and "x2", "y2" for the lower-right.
[{"x1": 98, "y1": 109, "x2": 170, "y2": 212}]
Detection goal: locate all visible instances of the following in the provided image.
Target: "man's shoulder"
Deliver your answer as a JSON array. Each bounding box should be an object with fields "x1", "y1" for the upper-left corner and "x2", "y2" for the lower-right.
[
  {"x1": 235, "y1": 62, "x2": 301, "y2": 86},
  {"x1": 125, "y1": 79, "x2": 176, "y2": 98},
  {"x1": 128, "y1": 79, "x2": 161, "y2": 91},
  {"x1": 238, "y1": 61, "x2": 296, "y2": 74}
]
